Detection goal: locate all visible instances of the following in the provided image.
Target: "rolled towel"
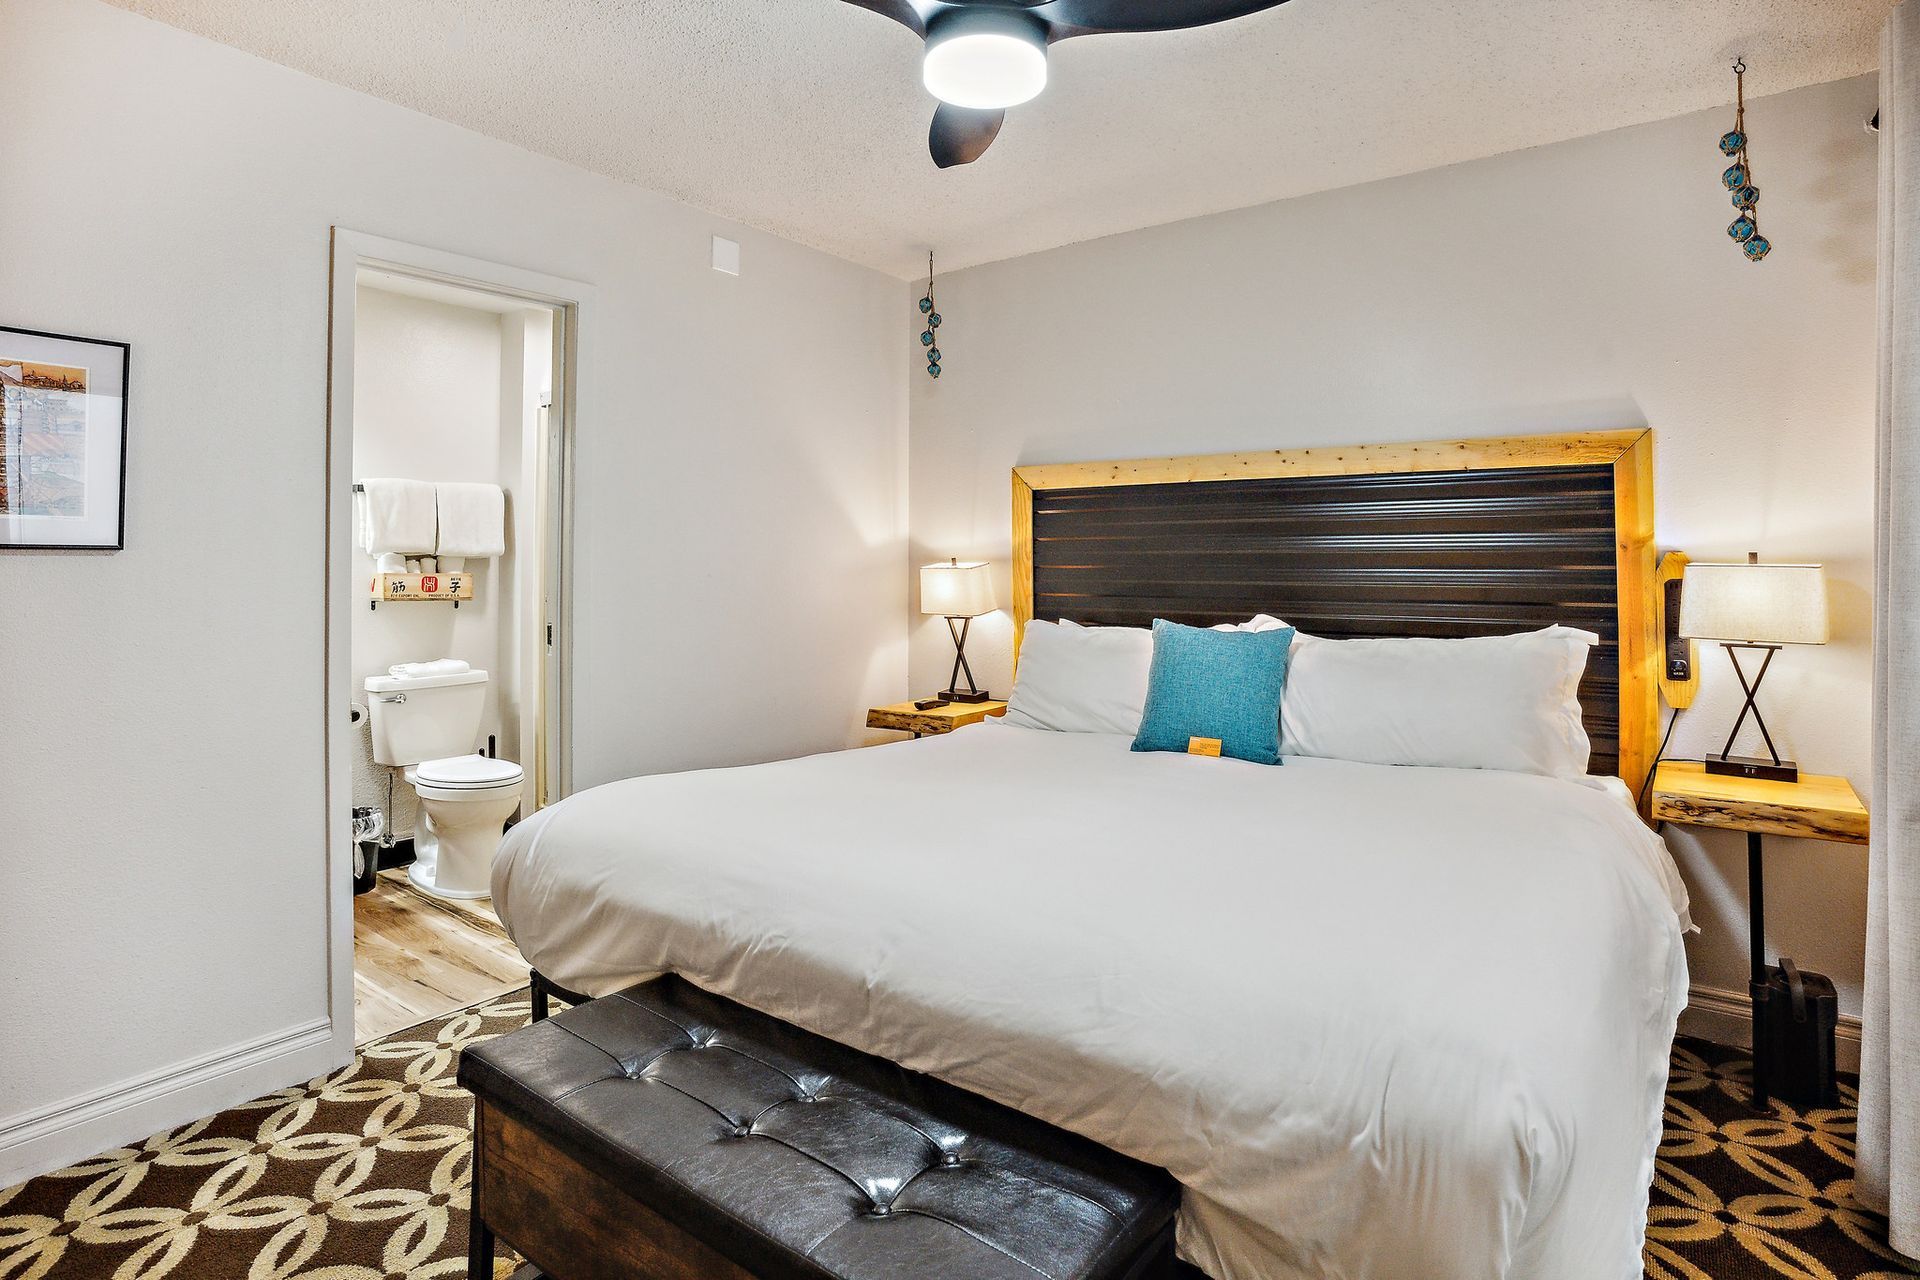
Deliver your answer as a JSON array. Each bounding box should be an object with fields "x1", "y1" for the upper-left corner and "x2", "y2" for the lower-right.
[
  {"x1": 439, "y1": 557, "x2": 466, "y2": 574},
  {"x1": 355, "y1": 479, "x2": 437, "y2": 555},
  {"x1": 435, "y1": 482, "x2": 506, "y2": 558},
  {"x1": 388, "y1": 659, "x2": 471, "y2": 679},
  {"x1": 405, "y1": 558, "x2": 421, "y2": 574},
  {"x1": 419, "y1": 556, "x2": 437, "y2": 575},
  {"x1": 375, "y1": 552, "x2": 407, "y2": 575}
]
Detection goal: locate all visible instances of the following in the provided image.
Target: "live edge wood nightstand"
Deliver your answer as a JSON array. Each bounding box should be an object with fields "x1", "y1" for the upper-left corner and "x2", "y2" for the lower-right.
[
  {"x1": 866, "y1": 699, "x2": 1007, "y2": 739},
  {"x1": 1650, "y1": 760, "x2": 1868, "y2": 1106}
]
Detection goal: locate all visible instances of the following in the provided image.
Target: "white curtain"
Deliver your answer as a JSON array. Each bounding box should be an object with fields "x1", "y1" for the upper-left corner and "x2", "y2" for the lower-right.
[{"x1": 1862, "y1": 1, "x2": 1920, "y2": 1258}]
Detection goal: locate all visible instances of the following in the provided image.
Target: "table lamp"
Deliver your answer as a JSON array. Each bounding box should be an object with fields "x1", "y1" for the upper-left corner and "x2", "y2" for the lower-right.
[
  {"x1": 921, "y1": 558, "x2": 995, "y2": 703},
  {"x1": 1678, "y1": 552, "x2": 1828, "y2": 782}
]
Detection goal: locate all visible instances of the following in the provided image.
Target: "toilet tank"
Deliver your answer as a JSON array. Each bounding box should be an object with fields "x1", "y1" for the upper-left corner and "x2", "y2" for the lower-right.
[{"x1": 363, "y1": 668, "x2": 488, "y2": 766}]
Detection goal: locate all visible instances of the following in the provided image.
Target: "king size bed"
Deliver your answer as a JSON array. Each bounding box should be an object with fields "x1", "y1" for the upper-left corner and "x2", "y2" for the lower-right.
[{"x1": 491, "y1": 430, "x2": 1693, "y2": 1280}]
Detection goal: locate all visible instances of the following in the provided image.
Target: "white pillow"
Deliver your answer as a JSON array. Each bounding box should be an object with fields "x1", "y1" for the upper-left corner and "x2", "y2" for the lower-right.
[
  {"x1": 1279, "y1": 626, "x2": 1597, "y2": 778},
  {"x1": 1224, "y1": 614, "x2": 1290, "y2": 633},
  {"x1": 1003, "y1": 619, "x2": 1154, "y2": 735}
]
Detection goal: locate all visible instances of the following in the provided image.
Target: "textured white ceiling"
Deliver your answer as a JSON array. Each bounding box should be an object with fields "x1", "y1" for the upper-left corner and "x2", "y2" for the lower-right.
[{"x1": 111, "y1": 0, "x2": 1891, "y2": 278}]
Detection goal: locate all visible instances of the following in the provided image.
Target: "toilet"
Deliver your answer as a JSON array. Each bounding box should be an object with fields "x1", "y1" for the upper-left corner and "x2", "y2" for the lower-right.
[{"x1": 363, "y1": 666, "x2": 522, "y2": 901}]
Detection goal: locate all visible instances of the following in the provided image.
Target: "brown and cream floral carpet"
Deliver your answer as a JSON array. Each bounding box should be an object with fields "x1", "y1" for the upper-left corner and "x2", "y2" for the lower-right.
[{"x1": 2, "y1": 991, "x2": 1914, "y2": 1280}]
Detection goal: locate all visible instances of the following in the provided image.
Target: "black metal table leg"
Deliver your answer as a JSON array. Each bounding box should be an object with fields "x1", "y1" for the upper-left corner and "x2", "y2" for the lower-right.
[
  {"x1": 1748, "y1": 831, "x2": 1770, "y2": 1108},
  {"x1": 526, "y1": 970, "x2": 590, "y2": 1021}
]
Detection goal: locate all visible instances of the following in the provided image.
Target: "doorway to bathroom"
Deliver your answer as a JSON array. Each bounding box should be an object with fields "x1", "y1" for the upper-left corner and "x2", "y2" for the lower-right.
[{"x1": 324, "y1": 231, "x2": 587, "y2": 1053}]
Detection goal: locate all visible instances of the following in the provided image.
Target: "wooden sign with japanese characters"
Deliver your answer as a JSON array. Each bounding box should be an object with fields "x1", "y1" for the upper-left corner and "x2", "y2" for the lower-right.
[{"x1": 370, "y1": 572, "x2": 473, "y2": 606}]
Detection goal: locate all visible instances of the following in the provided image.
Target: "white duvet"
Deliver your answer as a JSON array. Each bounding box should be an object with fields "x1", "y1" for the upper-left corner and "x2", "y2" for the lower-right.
[{"x1": 493, "y1": 723, "x2": 1690, "y2": 1280}]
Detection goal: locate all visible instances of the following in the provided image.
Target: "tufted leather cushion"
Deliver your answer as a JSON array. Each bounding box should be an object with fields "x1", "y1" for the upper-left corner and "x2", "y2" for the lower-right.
[{"x1": 459, "y1": 976, "x2": 1180, "y2": 1280}]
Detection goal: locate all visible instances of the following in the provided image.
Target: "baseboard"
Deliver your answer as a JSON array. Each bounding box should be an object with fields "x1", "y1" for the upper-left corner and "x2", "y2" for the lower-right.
[
  {"x1": 0, "y1": 1016, "x2": 338, "y2": 1188},
  {"x1": 375, "y1": 836, "x2": 417, "y2": 871},
  {"x1": 1679, "y1": 983, "x2": 1862, "y2": 1073}
]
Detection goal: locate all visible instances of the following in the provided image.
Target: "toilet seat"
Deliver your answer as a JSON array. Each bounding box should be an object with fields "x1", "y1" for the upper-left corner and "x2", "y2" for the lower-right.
[{"x1": 406, "y1": 755, "x2": 524, "y2": 800}]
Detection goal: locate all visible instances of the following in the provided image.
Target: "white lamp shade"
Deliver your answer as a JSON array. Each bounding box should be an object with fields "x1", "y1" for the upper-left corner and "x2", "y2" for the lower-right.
[
  {"x1": 1678, "y1": 561, "x2": 1829, "y2": 644},
  {"x1": 920, "y1": 560, "x2": 995, "y2": 617}
]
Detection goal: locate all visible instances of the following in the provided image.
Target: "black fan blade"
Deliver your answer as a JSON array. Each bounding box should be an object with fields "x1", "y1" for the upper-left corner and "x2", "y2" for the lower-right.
[
  {"x1": 930, "y1": 103, "x2": 1005, "y2": 168},
  {"x1": 837, "y1": 0, "x2": 930, "y2": 38},
  {"x1": 1033, "y1": 0, "x2": 1291, "y2": 38}
]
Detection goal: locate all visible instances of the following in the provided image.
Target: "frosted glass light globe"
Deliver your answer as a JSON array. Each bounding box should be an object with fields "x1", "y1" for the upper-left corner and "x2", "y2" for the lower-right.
[{"x1": 923, "y1": 27, "x2": 1047, "y2": 109}]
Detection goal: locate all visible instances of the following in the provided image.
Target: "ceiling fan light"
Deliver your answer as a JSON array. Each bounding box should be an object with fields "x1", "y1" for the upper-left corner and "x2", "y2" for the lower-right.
[{"x1": 922, "y1": 19, "x2": 1047, "y2": 110}]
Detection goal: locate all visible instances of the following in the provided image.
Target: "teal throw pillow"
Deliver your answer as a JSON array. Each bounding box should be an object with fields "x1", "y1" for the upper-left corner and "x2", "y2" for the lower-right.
[{"x1": 1130, "y1": 619, "x2": 1295, "y2": 765}]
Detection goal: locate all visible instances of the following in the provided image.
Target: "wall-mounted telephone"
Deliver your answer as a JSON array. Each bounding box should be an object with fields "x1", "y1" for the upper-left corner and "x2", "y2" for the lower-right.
[{"x1": 1656, "y1": 551, "x2": 1698, "y2": 709}]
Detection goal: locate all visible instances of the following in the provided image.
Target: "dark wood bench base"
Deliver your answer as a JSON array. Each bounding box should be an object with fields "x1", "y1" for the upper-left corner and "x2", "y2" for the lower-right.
[
  {"x1": 467, "y1": 974, "x2": 1184, "y2": 1280},
  {"x1": 473, "y1": 1099, "x2": 761, "y2": 1280},
  {"x1": 482, "y1": 973, "x2": 739, "y2": 1280}
]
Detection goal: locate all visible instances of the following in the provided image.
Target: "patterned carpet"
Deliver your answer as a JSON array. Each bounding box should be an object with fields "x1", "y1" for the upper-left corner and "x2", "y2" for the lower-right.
[
  {"x1": 1648, "y1": 1038, "x2": 1916, "y2": 1279},
  {"x1": 1, "y1": 991, "x2": 1913, "y2": 1280},
  {"x1": 0, "y1": 992, "x2": 535, "y2": 1280}
]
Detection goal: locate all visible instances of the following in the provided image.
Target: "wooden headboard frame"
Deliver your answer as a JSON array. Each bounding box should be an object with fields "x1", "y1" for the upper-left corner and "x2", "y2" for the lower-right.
[{"x1": 1011, "y1": 430, "x2": 1658, "y2": 799}]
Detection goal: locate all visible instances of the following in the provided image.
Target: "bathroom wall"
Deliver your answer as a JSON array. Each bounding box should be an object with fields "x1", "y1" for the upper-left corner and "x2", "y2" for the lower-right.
[{"x1": 349, "y1": 283, "x2": 548, "y2": 836}]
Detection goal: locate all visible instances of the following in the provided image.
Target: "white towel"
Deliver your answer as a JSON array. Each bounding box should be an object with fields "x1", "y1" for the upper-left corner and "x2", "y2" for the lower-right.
[
  {"x1": 388, "y1": 659, "x2": 470, "y2": 679},
  {"x1": 356, "y1": 479, "x2": 437, "y2": 555},
  {"x1": 435, "y1": 483, "x2": 505, "y2": 558}
]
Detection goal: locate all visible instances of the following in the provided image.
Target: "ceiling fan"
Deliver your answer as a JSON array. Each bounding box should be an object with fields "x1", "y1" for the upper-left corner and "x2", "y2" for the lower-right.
[{"x1": 841, "y1": 0, "x2": 1294, "y2": 167}]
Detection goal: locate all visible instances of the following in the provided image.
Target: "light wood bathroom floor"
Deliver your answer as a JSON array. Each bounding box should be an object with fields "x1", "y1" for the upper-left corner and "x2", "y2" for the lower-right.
[{"x1": 353, "y1": 868, "x2": 527, "y2": 1043}]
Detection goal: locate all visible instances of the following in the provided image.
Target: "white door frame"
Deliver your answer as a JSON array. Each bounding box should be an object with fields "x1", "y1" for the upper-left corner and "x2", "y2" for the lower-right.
[{"x1": 324, "y1": 229, "x2": 590, "y2": 1064}]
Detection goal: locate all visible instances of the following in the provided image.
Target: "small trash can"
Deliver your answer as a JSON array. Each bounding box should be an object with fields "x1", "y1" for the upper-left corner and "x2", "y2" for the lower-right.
[{"x1": 352, "y1": 806, "x2": 384, "y2": 896}]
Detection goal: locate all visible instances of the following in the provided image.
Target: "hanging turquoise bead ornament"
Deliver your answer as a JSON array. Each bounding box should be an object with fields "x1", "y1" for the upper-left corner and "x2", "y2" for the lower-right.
[
  {"x1": 1720, "y1": 59, "x2": 1770, "y2": 262},
  {"x1": 919, "y1": 252, "x2": 944, "y2": 378}
]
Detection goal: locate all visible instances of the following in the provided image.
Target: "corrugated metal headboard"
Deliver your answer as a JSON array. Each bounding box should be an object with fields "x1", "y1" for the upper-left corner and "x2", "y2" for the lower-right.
[{"x1": 1011, "y1": 431, "x2": 1657, "y2": 796}]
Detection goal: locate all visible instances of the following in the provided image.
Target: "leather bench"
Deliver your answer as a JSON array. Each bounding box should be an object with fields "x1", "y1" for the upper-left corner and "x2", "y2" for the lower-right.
[{"x1": 459, "y1": 975, "x2": 1181, "y2": 1280}]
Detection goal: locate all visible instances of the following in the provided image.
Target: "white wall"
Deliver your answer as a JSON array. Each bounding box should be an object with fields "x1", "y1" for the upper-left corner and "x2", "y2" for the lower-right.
[
  {"x1": 499, "y1": 305, "x2": 553, "y2": 799},
  {"x1": 349, "y1": 284, "x2": 528, "y2": 837},
  {"x1": 0, "y1": 0, "x2": 905, "y2": 1185},
  {"x1": 907, "y1": 77, "x2": 1881, "y2": 1028}
]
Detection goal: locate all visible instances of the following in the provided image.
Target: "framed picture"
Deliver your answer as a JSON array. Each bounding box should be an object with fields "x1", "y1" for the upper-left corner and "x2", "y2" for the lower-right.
[{"x1": 1, "y1": 325, "x2": 129, "y2": 550}]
